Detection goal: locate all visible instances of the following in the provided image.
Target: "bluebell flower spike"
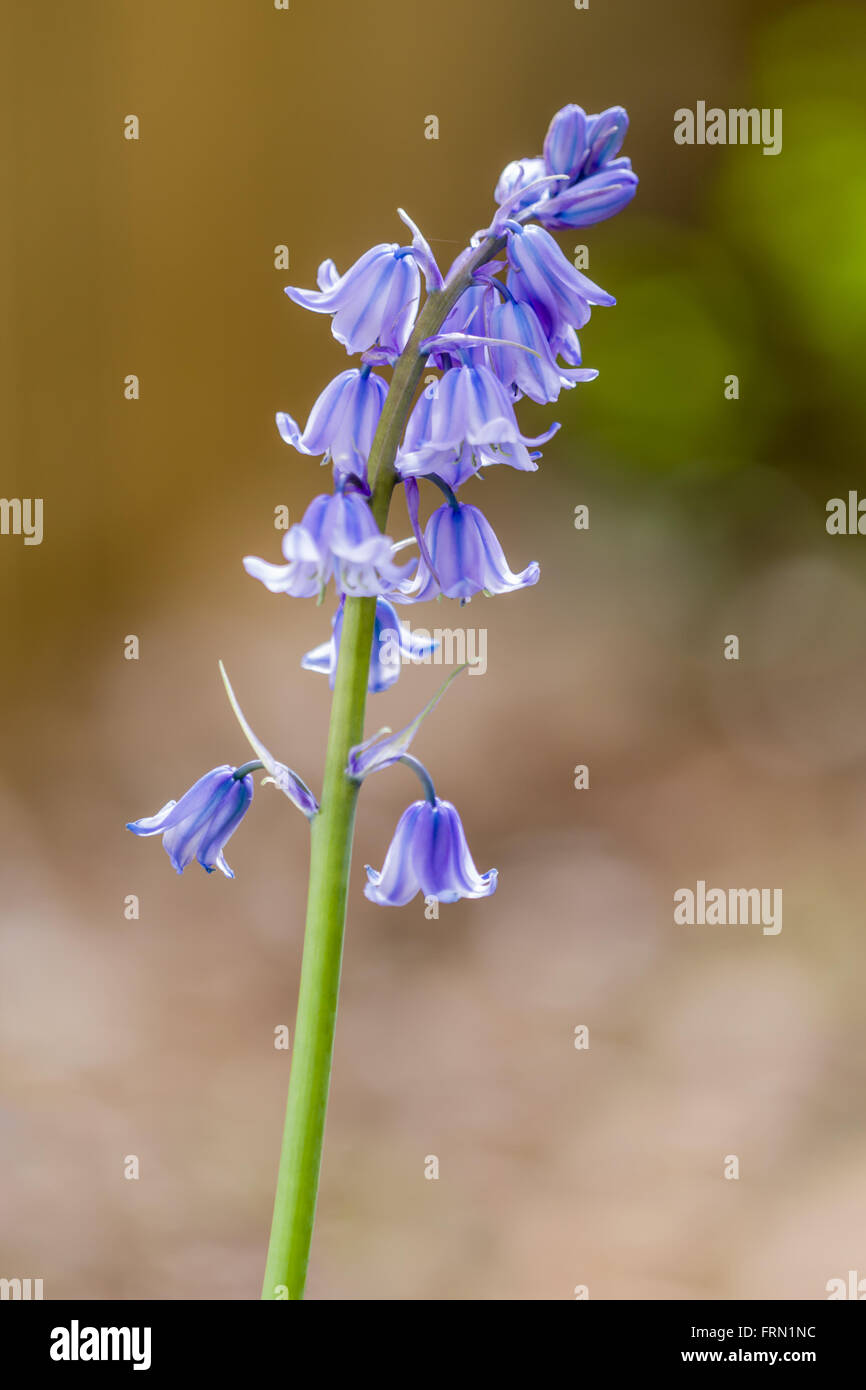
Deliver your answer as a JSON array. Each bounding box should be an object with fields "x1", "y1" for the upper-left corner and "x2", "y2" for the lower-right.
[{"x1": 132, "y1": 100, "x2": 637, "y2": 912}]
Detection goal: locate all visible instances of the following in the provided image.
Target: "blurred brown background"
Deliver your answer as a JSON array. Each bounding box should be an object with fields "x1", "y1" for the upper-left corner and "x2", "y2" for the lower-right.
[{"x1": 2, "y1": 0, "x2": 866, "y2": 1299}]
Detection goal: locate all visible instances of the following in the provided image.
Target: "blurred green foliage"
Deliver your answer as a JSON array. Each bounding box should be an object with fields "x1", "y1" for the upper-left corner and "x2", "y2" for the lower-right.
[{"x1": 564, "y1": 1, "x2": 866, "y2": 492}]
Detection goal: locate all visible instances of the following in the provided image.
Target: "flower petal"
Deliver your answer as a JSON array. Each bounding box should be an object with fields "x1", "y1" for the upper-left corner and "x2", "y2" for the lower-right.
[{"x1": 364, "y1": 801, "x2": 428, "y2": 906}]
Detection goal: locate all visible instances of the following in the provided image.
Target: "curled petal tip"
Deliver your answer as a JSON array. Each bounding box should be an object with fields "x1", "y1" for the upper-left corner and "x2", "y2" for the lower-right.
[{"x1": 398, "y1": 207, "x2": 444, "y2": 292}]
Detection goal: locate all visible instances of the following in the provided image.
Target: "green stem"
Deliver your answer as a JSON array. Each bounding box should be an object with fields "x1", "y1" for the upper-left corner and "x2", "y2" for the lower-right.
[{"x1": 261, "y1": 231, "x2": 505, "y2": 1300}]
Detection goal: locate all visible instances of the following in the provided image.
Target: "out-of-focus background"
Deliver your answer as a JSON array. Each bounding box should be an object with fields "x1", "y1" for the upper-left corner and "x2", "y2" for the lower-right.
[{"x1": 2, "y1": 0, "x2": 865, "y2": 1300}]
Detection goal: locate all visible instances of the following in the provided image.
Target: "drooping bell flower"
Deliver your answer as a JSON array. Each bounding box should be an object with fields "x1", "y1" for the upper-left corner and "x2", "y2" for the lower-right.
[
  {"x1": 397, "y1": 500, "x2": 539, "y2": 604},
  {"x1": 350, "y1": 662, "x2": 495, "y2": 907},
  {"x1": 243, "y1": 488, "x2": 412, "y2": 600},
  {"x1": 537, "y1": 161, "x2": 638, "y2": 230},
  {"x1": 505, "y1": 222, "x2": 615, "y2": 341},
  {"x1": 276, "y1": 368, "x2": 388, "y2": 486},
  {"x1": 396, "y1": 362, "x2": 558, "y2": 490},
  {"x1": 302, "y1": 597, "x2": 437, "y2": 693},
  {"x1": 365, "y1": 792, "x2": 497, "y2": 906},
  {"x1": 284, "y1": 244, "x2": 420, "y2": 359},
  {"x1": 127, "y1": 765, "x2": 254, "y2": 879},
  {"x1": 486, "y1": 294, "x2": 598, "y2": 404}
]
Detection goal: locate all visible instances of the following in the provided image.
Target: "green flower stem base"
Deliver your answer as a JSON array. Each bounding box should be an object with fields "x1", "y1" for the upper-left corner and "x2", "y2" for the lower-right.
[{"x1": 262, "y1": 232, "x2": 505, "y2": 1300}]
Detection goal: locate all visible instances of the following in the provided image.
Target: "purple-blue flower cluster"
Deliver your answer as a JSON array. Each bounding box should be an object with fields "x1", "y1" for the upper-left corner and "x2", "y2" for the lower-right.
[
  {"x1": 494, "y1": 103, "x2": 637, "y2": 229},
  {"x1": 128, "y1": 103, "x2": 634, "y2": 893}
]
